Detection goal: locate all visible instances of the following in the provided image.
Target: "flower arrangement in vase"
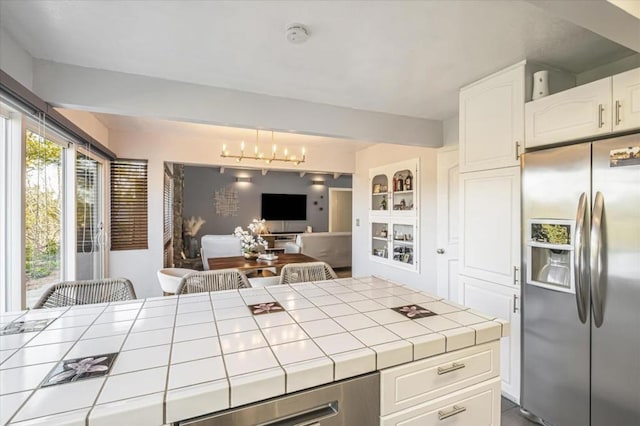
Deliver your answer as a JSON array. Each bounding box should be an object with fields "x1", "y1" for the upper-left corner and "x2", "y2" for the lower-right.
[{"x1": 234, "y1": 219, "x2": 269, "y2": 259}]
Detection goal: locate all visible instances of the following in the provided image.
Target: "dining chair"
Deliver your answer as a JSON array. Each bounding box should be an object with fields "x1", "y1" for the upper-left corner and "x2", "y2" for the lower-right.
[
  {"x1": 33, "y1": 278, "x2": 137, "y2": 309},
  {"x1": 176, "y1": 269, "x2": 251, "y2": 294},
  {"x1": 278, "y1": 262, "x2": 338, "y2": 285},
  {"x1": 200, "y1": 235, "x2": 242, "y2": 271}
]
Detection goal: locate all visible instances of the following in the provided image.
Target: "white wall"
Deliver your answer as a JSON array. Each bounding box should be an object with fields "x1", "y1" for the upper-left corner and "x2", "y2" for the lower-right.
[
  {"x1": 443, "y1": 115, "x2": 459, "y2": 147},
  {"x1": 0, "y1": 26, "x2": 33, "y2": 90},
  {"x1": 353, "y1": 144, "x2": 439, "y2": 293},
  {"x1": 56, "y1": 108, "x2": 110, "y2": 149},
  {"x1": 576, "y1": 53, "x2": 640, "y2": 85},
  {"x1": 108, "y1": 125, "x2": 360, "y2": 298}
]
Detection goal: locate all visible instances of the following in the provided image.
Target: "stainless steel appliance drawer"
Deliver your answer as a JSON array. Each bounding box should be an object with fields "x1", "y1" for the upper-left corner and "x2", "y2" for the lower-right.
[{"x1": 178, "y1": 372, "x2": 380, "y2": 426}]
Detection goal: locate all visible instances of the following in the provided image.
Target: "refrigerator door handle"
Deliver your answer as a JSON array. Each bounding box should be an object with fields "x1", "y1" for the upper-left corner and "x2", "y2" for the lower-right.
[
  {"x1": 591, "y1": 192, "x2": 605, "y2": 328},
  {"x1": 574, "y1": 192, "x2": 589, "y2": 323}
]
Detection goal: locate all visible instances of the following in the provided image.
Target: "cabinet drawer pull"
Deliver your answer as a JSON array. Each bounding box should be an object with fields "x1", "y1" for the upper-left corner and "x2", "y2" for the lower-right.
[
  {"x1": 615, "y1": 100, "x2": 622, "y2": 125},
  {"x1": 598, "y1": 104, "x2": 605, "y2": 128},
  {"x1": 437, "y1": 362, "x2": 465, "y2": 375},
  {"x1": 438, "y1": 405, "x2": 467, "y2": 420}
]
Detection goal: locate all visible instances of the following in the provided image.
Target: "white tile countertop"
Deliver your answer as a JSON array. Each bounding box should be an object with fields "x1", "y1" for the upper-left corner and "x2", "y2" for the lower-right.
[{"x1": 0, "y1": 276, "x2": 509, "y2": 425}]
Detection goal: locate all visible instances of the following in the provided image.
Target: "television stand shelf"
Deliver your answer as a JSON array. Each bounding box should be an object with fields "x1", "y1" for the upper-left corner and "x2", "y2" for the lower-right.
[{"x1": 263, "y1": 233, "x2": 301, "y2": 249}]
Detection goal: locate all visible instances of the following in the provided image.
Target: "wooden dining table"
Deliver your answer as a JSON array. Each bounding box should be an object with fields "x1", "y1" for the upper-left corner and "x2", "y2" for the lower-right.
[{"x1": 207, "y1": 253, "x2": 318, "y2": 275}]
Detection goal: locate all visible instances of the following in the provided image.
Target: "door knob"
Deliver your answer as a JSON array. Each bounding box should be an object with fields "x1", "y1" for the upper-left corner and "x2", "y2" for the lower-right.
[{"x1": 437, "y1": 248, "x2": 445, "y2": 254}]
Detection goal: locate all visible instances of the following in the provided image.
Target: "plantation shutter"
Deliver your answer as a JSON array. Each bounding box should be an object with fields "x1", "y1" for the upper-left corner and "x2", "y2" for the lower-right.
[
  {"x1": 110, "y1": 159, "x2": 148, "y2": 250},
  {"x1": 76, "y1": 153, "x2": 98, "y2": 253},
  {"x1": 163, "y1": 167, "x2": 173, "y2": 246},
  {"x1": 163, "y1": 166, "x2": 174, "y2": 267}
]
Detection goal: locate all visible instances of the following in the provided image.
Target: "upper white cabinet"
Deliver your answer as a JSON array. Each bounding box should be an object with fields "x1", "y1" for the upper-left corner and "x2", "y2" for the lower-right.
[
  {"x1": 459, "y1": 167, "x2": 521, "y2": 287},
  {"x1": 613, "y1": 67, "x2": 640, "y2": 132},
  {"x1": 525, "y1": 78, "x2": 612, "y2": 148},
  {"x1": 459, "y1": 64, "x2": 524, "y2": 172},
  {"x1": 525, "y1": 66, "x2": 640, "y2": 148}
]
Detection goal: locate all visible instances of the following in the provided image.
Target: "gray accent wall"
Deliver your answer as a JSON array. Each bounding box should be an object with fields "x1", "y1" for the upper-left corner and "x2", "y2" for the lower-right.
[{"x1": 183, "y1": 166, "x2": 352, "y2": 236}]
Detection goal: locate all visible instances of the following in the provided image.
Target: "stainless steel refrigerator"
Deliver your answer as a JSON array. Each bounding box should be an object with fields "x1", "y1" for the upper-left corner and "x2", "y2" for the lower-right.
[{"x1": 521, "y1": 133, "x2": 640, "y2": 426}]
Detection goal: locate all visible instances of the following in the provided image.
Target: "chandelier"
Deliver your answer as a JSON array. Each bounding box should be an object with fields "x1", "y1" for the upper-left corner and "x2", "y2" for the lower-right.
[{"x1": 221, "y1": 130, "x2": 306, "y2": 165}]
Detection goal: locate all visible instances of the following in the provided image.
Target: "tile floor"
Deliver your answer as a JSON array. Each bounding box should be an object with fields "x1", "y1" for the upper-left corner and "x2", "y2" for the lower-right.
[{"x1": 501, "y1": 397, "x2": 538, "y2": 425}]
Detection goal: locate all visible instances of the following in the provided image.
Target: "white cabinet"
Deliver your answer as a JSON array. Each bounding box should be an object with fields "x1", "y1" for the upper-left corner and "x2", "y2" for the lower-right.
[
  {"x1": 525, "y1": 66, "x2": 640, "y2": 147},
  {"x1": 459, "y1": 167, "x2": 521, "y2": 287},
  {"x1": 379, "y1": 342, "x2": 501, "y2": 426},
  {"x1": 459, "y1": 275, "x2": 520, "y2": 403},
  {"x1": 369, "y1": 159, "x2": 419, "y2": 272},
  {"x1": 380, "y1": 377, "x2": 501, "y2": 426},
  {"x1": 525, "y1": 77, "x2": 612, "y2": 148},
  {"x1": 459, "y1": 63, "x2": 524, "y2": 172},
  {"x1": 613, "y1": 67, "x2": 640, "y2": 132}
]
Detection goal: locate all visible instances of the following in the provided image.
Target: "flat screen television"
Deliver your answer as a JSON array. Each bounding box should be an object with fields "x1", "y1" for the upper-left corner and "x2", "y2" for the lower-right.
[{"x1": 261, "y1": 193, "x2": 307, "y2": 221}]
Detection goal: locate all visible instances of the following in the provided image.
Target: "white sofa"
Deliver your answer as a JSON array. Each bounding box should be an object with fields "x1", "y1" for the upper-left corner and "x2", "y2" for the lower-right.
[{"x1": 284, "y1": 232, "x2": 352, "y2": 268}]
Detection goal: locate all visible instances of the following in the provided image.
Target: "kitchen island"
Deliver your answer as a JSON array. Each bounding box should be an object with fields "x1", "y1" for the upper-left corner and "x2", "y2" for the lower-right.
[{"x1": 0, "y1": 276, "x2": 508, "y2": 425}]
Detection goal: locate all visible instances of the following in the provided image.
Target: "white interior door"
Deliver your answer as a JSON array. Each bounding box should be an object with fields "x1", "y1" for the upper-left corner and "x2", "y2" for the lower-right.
[
  {"x1": 436, "y1": 148, "x2": 459, "y2": 301},
  {"x1": 329, "y1": 188, "x2": 352, "y2": 232}
]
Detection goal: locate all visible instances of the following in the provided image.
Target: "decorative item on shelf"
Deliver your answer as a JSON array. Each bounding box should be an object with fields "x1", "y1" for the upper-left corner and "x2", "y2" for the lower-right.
[
  {"x1": 395, "y1": 174, "x2": 404, "y2": 192},
  {"x1": 234, "y1": 218, "x2": 269, "y2": 258},
  {"x1": 220, "y1": 130, "x2": 306, "y2": 165},
  {"x1": 184, "y1": 216, "x2": 206, "y2": 258},
  {"x1": 380, "y1": 228, "x2": 387, "y2": 238},
  {"x1": 373, "y1": 183, "x2": 381, "y2": 193},
  {"x1": 532, "y1": 70, "x2": 549, "y2": 100},
  {"x1": 380, "y1": 195, "x2": 387, "y2": 210},
  {"x1": 380, "y1": 184, "x2": 387, "y2": 192},
  {"x1": 405, "y1": 173, "x2": 412, "y2": 191}
]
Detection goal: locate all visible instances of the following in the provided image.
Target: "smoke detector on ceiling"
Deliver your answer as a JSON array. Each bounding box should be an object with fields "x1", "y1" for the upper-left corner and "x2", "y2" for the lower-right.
[{"x1": 286, "y1": 23, "x2": 309, "y2": 44}]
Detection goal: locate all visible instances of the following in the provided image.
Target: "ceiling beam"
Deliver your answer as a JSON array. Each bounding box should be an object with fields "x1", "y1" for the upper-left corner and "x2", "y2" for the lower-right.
[{"x1": 32, "y1": 60, "x2": 444, "y2": 147}]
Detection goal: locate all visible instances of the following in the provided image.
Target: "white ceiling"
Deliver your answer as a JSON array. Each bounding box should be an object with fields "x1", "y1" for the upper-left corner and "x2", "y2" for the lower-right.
[{"x1": 0, "y1": 0, "x2": 635, "y2": 122}]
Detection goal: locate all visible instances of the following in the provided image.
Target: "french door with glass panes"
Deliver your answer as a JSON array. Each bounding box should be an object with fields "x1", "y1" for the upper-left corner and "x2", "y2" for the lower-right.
[{"x1": 23, "y1": 123, "x2": 106, "y2": 308}]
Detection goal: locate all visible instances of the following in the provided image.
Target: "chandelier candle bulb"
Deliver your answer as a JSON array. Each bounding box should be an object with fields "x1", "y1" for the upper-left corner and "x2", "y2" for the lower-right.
[{"x1": 220, "y1": 137, "x2": 305, "y2": 165}]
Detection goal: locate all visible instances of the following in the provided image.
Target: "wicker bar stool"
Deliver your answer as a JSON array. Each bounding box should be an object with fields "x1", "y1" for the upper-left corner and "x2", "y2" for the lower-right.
[
  {"x1": 278, "y1": 262, "x2": 338, "y2": 285},
  {"x1": 176, "y1": 269, "x2": 250, "y2": 295},
  {"x1": 33, "y1": 278, "x2": 137, "y2": 309}
]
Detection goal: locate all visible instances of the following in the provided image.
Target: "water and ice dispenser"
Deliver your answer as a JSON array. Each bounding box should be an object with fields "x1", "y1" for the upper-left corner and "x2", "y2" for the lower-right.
[{"x1": 527, "y1": 219, "x2": 576, "y2": 294}]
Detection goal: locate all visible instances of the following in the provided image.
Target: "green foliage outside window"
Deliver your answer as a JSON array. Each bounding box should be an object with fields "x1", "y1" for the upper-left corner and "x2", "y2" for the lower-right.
[{"x1": 25, "y1": 130, "x2": 62, "y2": 280}]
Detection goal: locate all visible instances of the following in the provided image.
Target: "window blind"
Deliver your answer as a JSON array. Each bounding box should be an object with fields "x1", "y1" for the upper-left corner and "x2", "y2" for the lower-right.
[{"x1": 110, "y1": 159, "x2": 148, "y2": 250}]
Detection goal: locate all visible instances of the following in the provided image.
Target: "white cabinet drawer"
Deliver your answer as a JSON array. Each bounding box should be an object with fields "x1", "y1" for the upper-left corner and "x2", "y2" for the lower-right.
[
  {"x1": 380, "y1": 341, "x2": 499, "y2": 415},
  {"x1": 380, "y1": 377, "x2": 501, "y2": 426}
]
